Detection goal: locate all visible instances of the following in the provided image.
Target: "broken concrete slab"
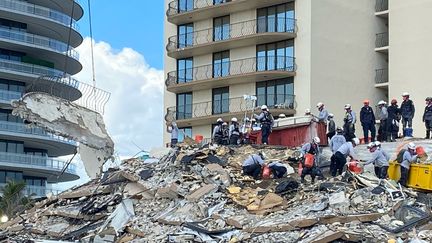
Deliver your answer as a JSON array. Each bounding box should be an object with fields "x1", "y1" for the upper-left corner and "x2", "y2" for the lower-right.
[
  {"x1": 60, "y1": 184, "x2": 114, "y2": 199},
  {"x1": 157, "y1": 183, "x2": 179, "y2": 199},
  {"x1": 185, "y1": 184, "x2": 218, "y2": 202}
]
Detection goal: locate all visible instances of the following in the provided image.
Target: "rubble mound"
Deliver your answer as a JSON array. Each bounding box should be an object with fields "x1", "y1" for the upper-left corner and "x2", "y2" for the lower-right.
[{"x1": 1, "y1": 144, "x2": 431, "y2": 242}]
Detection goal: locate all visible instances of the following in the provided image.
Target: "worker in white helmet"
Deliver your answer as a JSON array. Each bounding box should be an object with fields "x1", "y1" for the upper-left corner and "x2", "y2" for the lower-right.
[
  {"x1": 398, "y1": 142, "x2": 418, "y2": 186},
  {"x1": 377, "y1": 100, "x2": 389, "y2": 142},
  {"x1": 316, "y1": 102, "x2": 329, "y2": 122},
  {"x1": 326, "y1": 113, "x2": 336, "y2": 141},
  {"x1": 212, "y1": 118, "x2": 224, "y2": 145},
  {"x1": 229, "y1": 117, "x2": 240, "y2": 145},
  {"x1": 400, "y1": 92, "x2": 415, "y2": 137},
  {"x1": 330, "y1": 138, "x2": 360, "y2": 176},
  {"x1": 299, "y1": 137, "x2": 321, "y2": 183},
  {"x1": 254, "y1": 105, "x2": 274, "y2": 145},
  {"x1": 343, "y1": 104, "x2": 356, "y2": 141},
  {"x1": 362, "y1": 141, "x2": 390, "y2": 179}
]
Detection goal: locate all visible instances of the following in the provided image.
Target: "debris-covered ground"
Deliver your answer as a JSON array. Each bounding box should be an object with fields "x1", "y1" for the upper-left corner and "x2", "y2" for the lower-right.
[{"x1": 1, "y1": 142, "x2": 432, "y2": 243}]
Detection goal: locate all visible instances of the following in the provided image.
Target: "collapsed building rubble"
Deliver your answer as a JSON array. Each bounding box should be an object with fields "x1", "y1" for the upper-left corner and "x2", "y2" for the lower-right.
[{"x1": 1, "y1": 143, "x2": 432, "y2": 242}]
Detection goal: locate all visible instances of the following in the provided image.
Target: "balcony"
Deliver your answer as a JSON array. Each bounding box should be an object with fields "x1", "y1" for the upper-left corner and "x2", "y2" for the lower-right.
[
  {"x1": 375, "y1": 68, "x2": 388, "y2": 88},
  {"x1": 375, "y1": 0, "x2": 388, "y2": 18},
  {"x1": 0, "y1": 183, "x2": 60, "y2": 198},
  {"x1": 0, "y1": 152, "x2": 78, "y2": 182},
  {"x1": 166, "y1": 56, "x2": 296, "y2": 93},
  {"x1": 375, "y1": 32, "x2": 389, "y2": 53},
  {"x1": 0, "y1": 0, "x2": 82, "y2": 46},
  {"x1": 166, "y1": 18, "x2": 297, "y2": 59},
  {"x1": 166, "y1": 0, "x2": 293, "y2": 25},
  {"x1": 0, "y1": 89, "x2": 21, "y2": 105},
  {"x1": 165, "y1": 94, "x2": 296, "y2": 127}
]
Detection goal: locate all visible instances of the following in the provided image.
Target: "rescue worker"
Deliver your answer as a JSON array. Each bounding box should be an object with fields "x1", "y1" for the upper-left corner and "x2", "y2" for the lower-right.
[
  {"x1": 400, "y1": 92, "x2": 415, "y2": 137},
  {"x1": 242, "y1": 152, "x2": 266, "y2": 179},
  {"x1": 254, "y1": 105, "x2": 274, "y2": 145},
  {"x1": 362, "y1": 142, "x2": 390, "y2": 179},
  {"x1": 398, "y1": 142, "x2": 418, "y2": 187},
  {"x1": 360, "y1": 100, "x2": 376, "y2": 144},
  {"x1": 221, "y1": 122, "x2": 229, "y2": 145},
  {"x1": 423, "y1": 97, "x2": 432, "y2": 139},
  {"x1": 330, "y1": 127, "x2": 346, "y2": 154},
  {"x1": 377, "y1": 100, "x2": 389, "y2": 142},
  {"x1": 316, "y1": 102, "x2": 329, "y2": 122},
  {"x1": 167, "y1": 121, "x2": 179, "y2": 147},
  {"x1": 305, "y1": 108, "x2": 311, "y2": 116},
  {"x1": 299, "y1": 137, "x2": 320, "y2": 183},
  {"x1": 327, "y1": 113, "x2": 336, "y2": 141},
  {"x1": 330, "y1": 138, "x2": 360, "y2": 176},
  {"x1": 343, "y1": 104, "x2": 357, "y2": 141},
  {"x1": 229, "y1": 117, "x2": 240, "y2": 145},
  {"x1": 268, "y1": 161, "x2": 288, "y2": 178},
  {"x1": 212, "y1": 118, "x2": 224, "y2": 145},
  {"x1": 241, "y1": 117, "x2": 251, "y2": 144},
  {"x1": 387, "y1": 99, "x2": 401, "y2": 142}
]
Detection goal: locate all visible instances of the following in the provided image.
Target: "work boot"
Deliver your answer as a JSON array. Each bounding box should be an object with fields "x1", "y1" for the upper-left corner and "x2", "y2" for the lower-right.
[{"x1": 426, "y1": 130, "x2": 431, "y2": 139}]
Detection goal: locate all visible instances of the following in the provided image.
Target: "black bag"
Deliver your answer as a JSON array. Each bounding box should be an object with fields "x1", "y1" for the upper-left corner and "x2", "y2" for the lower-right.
[
  {"x1": 396, "y1": 149, "x2": 407, "y2": 163},
  {"x1": 275, "y1": 178, "x2": 299, "y2": 194}
]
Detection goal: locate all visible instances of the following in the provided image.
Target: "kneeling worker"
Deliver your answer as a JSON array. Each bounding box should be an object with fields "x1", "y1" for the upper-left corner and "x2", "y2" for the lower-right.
[
  {"x1": 362, "y1": 142, "x2": 390, "y2": 179},
  {"x1": 268, "y1": 161, "x2": 288, "y2": 178},
  {"x1": 242, "y1": 152, "x2": 266, "y2": 179},
  {"x1": 331, "y1": 138, "x2": 360, "y2": 176},
  {"x1": 299, "y1": 137, "x2": 320, "y2": 183}
]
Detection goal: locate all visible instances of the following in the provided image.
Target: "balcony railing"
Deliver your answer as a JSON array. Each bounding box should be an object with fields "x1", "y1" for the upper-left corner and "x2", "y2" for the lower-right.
[
  {"x1": 167, "y1": 17, "x2": 296, "y2": 52},
  {"x1": 0, "y1": 120, "x2": 76, "y2": 145},
  {"x1": 0, "y1": 183, "x2": 60, "y2": 197},
  {"x1": 0, "y1": 89, "x2": 21, "y2": 103},
  {"x1": 375, "y1": 0, "x2": 388, "y2": 12},
  {"x1": 0, "y1": 59, "x2": 80, "y2": 89},
  {"x1": 0, "y1": 27, "x2": 79, "y2": 60},
  {"x1": 166, "y1": 56, "x2": 296, "y2": 87},
  {"x1": 165, "y1": 94, "x2": 296, "y2": 122},
  {"x1": 0, "y1": 0, "x2": 79, "y2": 31},
  {"x1": 0, "y1": 152, "x2": 76, "y2": 174},
  {"x1": 375, "y1": 68, "x2": 388, "y2": 84},
  {"x1": 375, "y1": 32, "x2": 389, "y2": 48},
  {"x1": 167, "y1": 0, "x2": 232, "y2": 16}
]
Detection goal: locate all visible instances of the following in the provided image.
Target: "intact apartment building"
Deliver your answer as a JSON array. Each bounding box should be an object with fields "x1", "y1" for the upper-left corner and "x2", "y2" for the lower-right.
[
  {"x1": 164, "y1": 0, "x2": 432, "y2": 144},
  {"x1": 0, "y1": 0, "x2": 83, "y2": 196}
]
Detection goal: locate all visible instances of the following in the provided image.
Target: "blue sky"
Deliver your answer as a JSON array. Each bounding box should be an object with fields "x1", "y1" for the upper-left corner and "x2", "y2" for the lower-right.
[{"x1": 78, "y1": 0, "x2": 164, "y2": 69}]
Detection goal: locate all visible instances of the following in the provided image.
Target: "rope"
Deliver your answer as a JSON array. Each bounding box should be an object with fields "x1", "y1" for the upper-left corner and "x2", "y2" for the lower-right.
[{"x1": 87, "y1": 0, "x2": 97, "y2": 111}]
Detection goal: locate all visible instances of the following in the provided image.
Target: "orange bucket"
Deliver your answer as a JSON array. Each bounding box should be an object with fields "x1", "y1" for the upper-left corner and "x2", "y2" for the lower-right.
[
  {"x1": 195, "y1": 135, "x2": 203, "y2": 143},
  {"x1": 416, "y1": 146, "x2": 426, "y2": 157},
  {"x1": 262, "y1": 165, "x2": 272, "y2": 179},
  {"x1": 348, "y1": 161, "x2": 362, "y2": 174}
]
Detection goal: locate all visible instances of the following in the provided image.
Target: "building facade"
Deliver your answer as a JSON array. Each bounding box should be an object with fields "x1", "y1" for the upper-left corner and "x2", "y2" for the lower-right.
[
  {"x1": 0, "y1": 0, "x2": 83, "y2": 197},
  {"x1": 164, "y1": 0, "x2": 431, "y2": 144}
]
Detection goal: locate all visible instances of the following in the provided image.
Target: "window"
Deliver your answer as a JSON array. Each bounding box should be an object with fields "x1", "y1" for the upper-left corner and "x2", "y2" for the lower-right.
[
  {"x1": 0, "y1": 170, "x2": 23, "y2": 183},
  {"x1": 0, "y1": 140, "x2": 24, "y2": 153},
  {"x1": 213, "y1": 0, "x2": 231, "y2": 5},
  {"x1": 177, "y1": 58, "x2": 193, "y2": 83},
  {"x1": 213, "y1": 16, "x2": 230, "y2": 41},
  {"x1": 0, "y1": 49, "x2": 24, "y2": 62},
  {"x1": 213, "y1": 51, "x2": 230, "y2": 78},
  {"x1": 0, "y1": 109, "x2": 23, "y2": 123},
  {"x1": 176, "y1": 93, "x2": 192, "y2": 119},
  {"x1": 257, "y1": 3, "x2": 295, "y2": 33},
  {"x1": 256, "y1": 78, "x2": 294, "y2": 108},
  {"x1": 24, "y1": 176, "x2": 46, "y2": 186},
  {"x1": 178, "y1": 0, "x2": 193, "y2": 13},
  {"x1": 0, "y1": 18, "x2": 27, "y2": 31},
  {"x1": 25, "y1": 148, "x2": 47, "y2": 157},
  {"x1": 212, "y1": 87, "x2": 229, "y2": 114},
  {"x1": 178, "y1": 127, "x2": 192, "y2": 142},
  {"x1": 178, "y1": 23, "x2": 194, "y2": 48},
  {"x1": 257, "y1": 40, "x2": 294, "y2": 72}
]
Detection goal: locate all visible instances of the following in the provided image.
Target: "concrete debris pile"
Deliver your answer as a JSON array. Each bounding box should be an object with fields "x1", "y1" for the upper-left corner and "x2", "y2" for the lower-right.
[{"x1": 1, "y1": 144, "x2": 432, "y2": 243}]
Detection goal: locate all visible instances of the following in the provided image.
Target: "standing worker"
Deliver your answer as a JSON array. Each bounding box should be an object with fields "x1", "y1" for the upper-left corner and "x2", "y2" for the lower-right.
[
  {"x1": 398, "y1": 142, "x2": 418, "y2": 187},
  {"x1": 400, "y1": 92, "x2": 415, "y2": 137},
  {"x1": 423, "y1": 97, "x2": 432, "y2": 139},
  {"x1": 316, "y1": 102, "x2": 329, "y2": 122},
  {"x1": 167, "y1": 121, "x2": 179, "y2": 147},
  {"x1": 387, "y1": 99, "x2": 401, "y2": 142},
  {"x1": 254, "y1": 105, "x2": 274, "y2": 145},
  {"x1": 221, "y1": 122, "x2": 229, "y2": 145},
  {"x1": 377, "y1": 100, "x2": 389, "y2": 142},
  {"x1": 299, "y1": 137, "x2": 320, "y2": 183},
  {"x1": 242, "y1": 152, "x2": 266, "y2": 179},
  {"x1": 327, "y1": 113, "x2": 336, "y2": 141},
  {"x1": 360, "y1": 100, "x2": 376, "y2": 144},
  {"x1": 330, "y1": 127, "x2": 346, "y2": 154},
  {"x1": 330, "y1": 138, "x2": 360, "y2": 176},
  {"x1": 212, "y1": 118, "x2": 224, "y2": 145},
  {"x1": 343, "y1": 104, "x2": 357, "y2": 141},
  {"x1": 229, "y1": 117, "x2": 240, "y2": 145},
  {"x1": 362, "y1": 142, "x2": 390, "y2": 179}
]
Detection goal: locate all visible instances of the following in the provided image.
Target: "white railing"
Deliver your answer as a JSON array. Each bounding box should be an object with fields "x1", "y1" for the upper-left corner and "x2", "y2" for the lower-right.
[
  {"x1": 0, "y1": 183, "x2": 60, "y2": 197},
  {"x1": 0, "y1": 152, "x2": 76, "y2": 174}
]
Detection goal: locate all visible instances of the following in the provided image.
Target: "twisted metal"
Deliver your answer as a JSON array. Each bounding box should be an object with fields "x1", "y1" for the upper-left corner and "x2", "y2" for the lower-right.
[
  {"x1": 375, "y1": 0, "x2": 388, "y2": 12},
  {"x1": 167, "y1": 0, "x2": 231, "y2": 16},
  {"x1": 166, "y1": 56, "x2": 296, "y2": 87},
  {"x1": 166, "y1": 17, "x2": 297, "y2": 52},
  {"x1": 375, "y1": 68, "x2": 388, "y2": 84},
  {"x1": 27, "y1": 75, "x2": 110, "y2": 114},
  {"x1": 375, "y1": 32, "x2": 389, "y2": 48},
  {"x1": 165, "y1": 94, "x2": 296, "y2": 122}
]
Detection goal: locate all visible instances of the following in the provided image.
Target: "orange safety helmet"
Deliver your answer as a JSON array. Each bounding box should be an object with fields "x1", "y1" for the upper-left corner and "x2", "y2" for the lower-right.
[{"x1": 363, "y1": 99, "x2": 370, "y2": 105}]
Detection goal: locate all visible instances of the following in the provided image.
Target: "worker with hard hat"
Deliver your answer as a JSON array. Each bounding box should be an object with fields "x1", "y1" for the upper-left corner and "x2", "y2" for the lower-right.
[
  {"x1": 330, "y1": 138, "x2": 360, "y2": 176},
  {"x1": 360, "y1": 99, "x2": 376, "y2": 144},
  {"x1": 398, "y1": 142, "x2": 418, "y2": 186},
  {"x1": 229, "y1": 117, "x2": 240, "y2": 145},
  {"x1": 316, "y1": 102, "x2": 329, "y2": 122},
  {"x1": 254, "y1": 105, "x2": 274, "y2": 145},
  {"x1": 343, "y1": 104, "x2": 357, "y2": 141},
  {"x1": 299, "y1": 137, "x2": 321, "y2": 183},
  {"x1": 362, "y1": 142, "x2": 390, "y2": 179},
  {"x1": 377, "y1": 100, "x2": 389, "y2": 142},
  {"x1": 423, "y1": 97, "x2": 432, "y2": 139},
  {"x1": 221, "y1": 122, "x2": 229, "y2": 145},
  {"x1": 167, "y1": 121, "x2": 179, "y2": 147},
  {"x1": 242, "y1": 152, "x2": 266, "y2": 179},
  {"x1": 212, "y1": 118, "x2": 224, "y2": 145},
  {"x1": 327, "y1": 113, "x2": 336, "y2": 141},
  {"x1": 387, "y1": 99, "x2": 401, "y2": 142},
  {"x1": 400, "y1": 92, "x2": 415, "y2": 137},
  {"x1": 330, "y1": 127, "x2": 346, "y2": 154}
]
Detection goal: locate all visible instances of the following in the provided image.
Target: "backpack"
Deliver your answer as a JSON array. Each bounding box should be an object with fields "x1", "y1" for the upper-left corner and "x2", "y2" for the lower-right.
[
  {"x1": 396, "y1": 149, "x2": 407, "y2": 163},
  {"x1": 304, "y1": 153, "x2": 315, "y2": 168}
]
